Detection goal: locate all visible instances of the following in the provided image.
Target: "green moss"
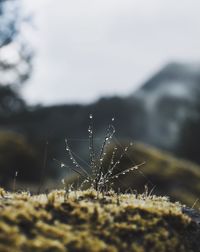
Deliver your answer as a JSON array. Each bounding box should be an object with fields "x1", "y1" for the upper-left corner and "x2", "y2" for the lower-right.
[{"x1": 0, "y1": 189, "x2": 199, "y2": 252}]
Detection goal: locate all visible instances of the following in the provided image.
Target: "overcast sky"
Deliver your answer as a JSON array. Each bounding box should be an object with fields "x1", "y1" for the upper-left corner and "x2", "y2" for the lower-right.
[{"x1": 22, "y1": 0, "x2": 200, "y2": 105}]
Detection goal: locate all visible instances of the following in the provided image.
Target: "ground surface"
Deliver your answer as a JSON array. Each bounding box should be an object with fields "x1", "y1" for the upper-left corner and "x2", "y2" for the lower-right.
[{"x1": 0, "y1": 189, "x2": 200, "y2": 252}]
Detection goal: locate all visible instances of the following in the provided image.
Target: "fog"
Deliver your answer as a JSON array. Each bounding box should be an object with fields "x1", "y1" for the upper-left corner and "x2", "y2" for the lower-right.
[{"x1": 22, "y1": 0, "x2": 200, "y2": 105}]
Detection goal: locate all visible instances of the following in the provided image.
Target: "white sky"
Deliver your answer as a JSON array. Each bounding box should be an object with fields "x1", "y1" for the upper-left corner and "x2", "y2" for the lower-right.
[{"x1": 22, "y1": 0, "x2": 200, "y2": 105}]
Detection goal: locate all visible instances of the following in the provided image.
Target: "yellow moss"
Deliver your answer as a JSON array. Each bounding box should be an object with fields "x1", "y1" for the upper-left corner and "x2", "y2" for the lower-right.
[
  {"x1": 0, "y1": 190, "x2": 199, "y2": 252},
  {"x1": 0, "y1": 188, "x2": 5, "y2": 197},
  {"x1": 26, "y1": 236, "x2": 66, "y2": 252}
]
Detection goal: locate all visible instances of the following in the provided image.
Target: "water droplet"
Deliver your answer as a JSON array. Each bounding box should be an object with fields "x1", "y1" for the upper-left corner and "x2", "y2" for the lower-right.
[
  {"x1": 61, "y1": 163, "x2": 65, "y2": 168},
  {"x1": 15, "y1": 171, "x2": 18, "y2": 176},
  {"x1": 89, "y1": 114, "x2": 93, "y2": 119},
  {"x1": 112, "y1": 117, "x2": 115, "y2": 122}
]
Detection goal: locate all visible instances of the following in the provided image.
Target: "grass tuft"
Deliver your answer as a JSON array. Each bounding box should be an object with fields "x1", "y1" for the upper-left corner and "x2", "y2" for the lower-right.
[{"x1": 59, "y1": 114, "x2": 143, "y2": 192}]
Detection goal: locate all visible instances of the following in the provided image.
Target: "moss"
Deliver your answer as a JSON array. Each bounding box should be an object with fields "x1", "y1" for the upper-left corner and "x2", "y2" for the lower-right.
[
  {"x1": 0, "y1": 189, "x2": 199, "y2": 252},
  {"x1": 105, "y1": 142, "x2": 200, "y2": 209}
]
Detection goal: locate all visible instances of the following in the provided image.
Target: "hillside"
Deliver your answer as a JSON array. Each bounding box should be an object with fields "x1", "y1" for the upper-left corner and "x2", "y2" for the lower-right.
[
  {"x1": 132, "y1": 62, "x2": 200, "y2": 153},
  {"x1": 108, "y1": 142, "x2": 200, "y2": 209},
  {"x1": 0, "y1": 189, "x2": 200, "y2": 252},
  {"x1": 2, "y1": 135, "x2": 200, "y2": 212}
]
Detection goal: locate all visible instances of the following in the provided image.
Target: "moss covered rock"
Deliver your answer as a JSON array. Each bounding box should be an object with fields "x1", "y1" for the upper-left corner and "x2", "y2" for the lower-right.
[{"x1": 0, "y1": 189, "x2": 199, "y2": 252}]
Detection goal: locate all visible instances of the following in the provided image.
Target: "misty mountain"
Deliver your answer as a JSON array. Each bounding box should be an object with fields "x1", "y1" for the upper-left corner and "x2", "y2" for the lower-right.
[
  {"x1": 131, "y1": 62, "x2": 200, "y2": 152},
  {"x1": 1, "y1": 62, "x2": 200, "y2": 183}
]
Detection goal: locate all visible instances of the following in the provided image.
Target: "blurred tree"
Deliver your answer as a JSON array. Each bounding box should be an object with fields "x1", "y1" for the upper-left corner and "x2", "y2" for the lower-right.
[
  {"x1": 0, "y1": 0, "x2": 33, "y2": 115},
  {"x1": 0, "y1": 85, "x2": 26, "y2": 116}
]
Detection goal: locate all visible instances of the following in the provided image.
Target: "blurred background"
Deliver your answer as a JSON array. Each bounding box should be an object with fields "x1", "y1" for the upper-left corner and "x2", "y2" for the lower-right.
[{"x1": 0, "y1": 0, "x2": 200, "y2": 207}]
